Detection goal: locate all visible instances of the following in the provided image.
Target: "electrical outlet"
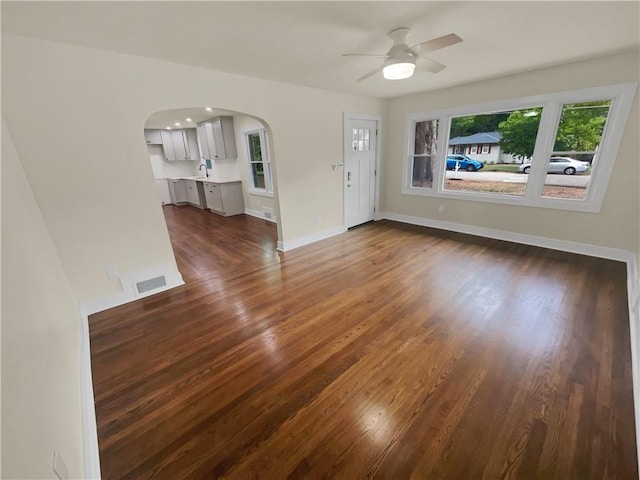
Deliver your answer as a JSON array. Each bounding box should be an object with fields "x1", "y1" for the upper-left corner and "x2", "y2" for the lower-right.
[
  {"x1": 52, "y1": 452, "x2": 69, "y2": 480},
  {"x1": 316, "y1": 215, "x2": 321, "y2": 224},
  {"x1": 106, "y1": 265, "x2": 119, "y2": 279},
  {"x1": 438, "y1": 205, "x2": 445, "y2": 213}
]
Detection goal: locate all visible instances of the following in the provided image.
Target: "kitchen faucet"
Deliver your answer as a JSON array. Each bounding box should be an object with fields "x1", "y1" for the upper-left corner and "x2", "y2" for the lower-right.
[{"x1": 199, "y1": 163, "x2": 209, "y2": 178}]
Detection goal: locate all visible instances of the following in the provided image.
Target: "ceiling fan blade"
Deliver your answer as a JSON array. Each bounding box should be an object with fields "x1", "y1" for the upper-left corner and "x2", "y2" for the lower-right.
[
  {"x1": 342, "y1": 53, "x2": 387, "y2": 58},
  {"x1": 417, "y1": 57, "x2": 447, "y2": 74},
  {"x1": 410, "y1": 33, "x2": 462, "y2": 55},
  {"x1": 357, "y1": 64, "x2": 384, "y2": 82}
]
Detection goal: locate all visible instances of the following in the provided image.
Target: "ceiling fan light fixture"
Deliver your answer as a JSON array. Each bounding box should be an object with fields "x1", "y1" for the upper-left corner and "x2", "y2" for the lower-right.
[{"x1": 382, "y1": 59, "x2": 416, "y2": 80}]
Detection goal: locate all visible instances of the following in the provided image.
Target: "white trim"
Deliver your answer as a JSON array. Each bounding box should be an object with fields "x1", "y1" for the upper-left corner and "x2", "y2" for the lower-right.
[
  {"x1": 79, "y1": 263, "x2": 184, "y2": 316},
  {"x1": 343, "y1": 112, "x2": 382, "y2": 230},
  {"x1": 402, "y1": 82, "x2": 638, "y2": 214},
  {"x1": 277, "y1": 226, "x2": 346, "y2": 252},
  {"x1": 76, "y1": 263, "x2": 185, "y2": 478},
  {"x1": 247, "y1": 188, "x2": 274, "y2": 198},
  {"x1": 78, "y1": 310, "x2": 101, "y2": 480},
  {"x1": 245, "y1": 207, "x2": 277, "y2": 223},
  {"x1": 378, "y1": 211, "x2": 633, "y2": 262}
]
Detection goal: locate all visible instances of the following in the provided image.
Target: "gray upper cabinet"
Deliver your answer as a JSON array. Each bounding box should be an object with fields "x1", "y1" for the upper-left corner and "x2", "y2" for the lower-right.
[
  {"x1": 159, "y1": 129, "x2": 199, "y2": 161},
  {"x1": 197, "y1": 116, "x2": 237, "y2": 160},
  {"x1": 197, "y1": 124, "x2": 210, "y2": 161},
  {"x1": 144, "y1": 129, "x2": 163, "y2": 145}
]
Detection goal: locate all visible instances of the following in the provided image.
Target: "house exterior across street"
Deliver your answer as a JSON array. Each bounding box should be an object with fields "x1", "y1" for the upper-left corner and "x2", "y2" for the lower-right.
[{"x1": 449, "y1": 131, "x2": 525, "y2": 164}]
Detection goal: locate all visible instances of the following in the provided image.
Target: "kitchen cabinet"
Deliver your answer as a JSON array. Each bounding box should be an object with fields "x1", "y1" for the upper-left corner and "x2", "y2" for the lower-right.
[
  {"x1": 197, "y1": 123, "x2": 213, "y2": 161},
  {"x1": 160, "y1": 129, "x2": 200, "y2": 161},
  {"x1": 168, "y1": 179, "x2": 188, "y2": 204},
  {"x1": 144, "y1": 129, "x2": 162, "y2": 145},
  {"x1": 155, "y1": 179, "x2": 172, "y2": 205},
  {"x1": 196, "y1": 116, "x2": 237, "y2": 160},
  {"x1": 184, "y1": 180, "x2": 204, "y2": 208},
  {"x1": 203, "y1": 181, "x2": 244, "y2": 216}
]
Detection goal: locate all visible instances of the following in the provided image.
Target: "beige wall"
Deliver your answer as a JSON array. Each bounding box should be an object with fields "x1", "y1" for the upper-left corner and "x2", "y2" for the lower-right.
[
  {"x1": 1, "y1": 122, "x2": 84, "y2": 479},
  {"x1": 383, "y1": 50, "x2": 640, "y2": 253},
  {"x1": 233, "y1": 114, "x2": 277, "y2": 216},
  {"x1": 2, "y1": 34, "x2": 384, "y2": 304}
]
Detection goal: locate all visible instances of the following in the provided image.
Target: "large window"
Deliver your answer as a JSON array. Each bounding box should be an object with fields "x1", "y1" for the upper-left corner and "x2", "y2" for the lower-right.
[
  {"x1": 244, "y1": 129, "x2": 273, "y2": 196},
  {"x1": 403, "y1": 83, "x2": 636, "y2": 212}
]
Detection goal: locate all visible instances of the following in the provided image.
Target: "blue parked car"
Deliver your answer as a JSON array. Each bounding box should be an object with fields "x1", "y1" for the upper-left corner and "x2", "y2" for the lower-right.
[{"x1": 446, "y1": 155, "x2": 484, "y2": 172}]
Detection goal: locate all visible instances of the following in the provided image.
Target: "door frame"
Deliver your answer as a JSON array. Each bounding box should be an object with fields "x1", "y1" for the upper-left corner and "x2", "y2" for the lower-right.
[{"x1": 343, "y1": 112, "x2": 382, "y2": 230}]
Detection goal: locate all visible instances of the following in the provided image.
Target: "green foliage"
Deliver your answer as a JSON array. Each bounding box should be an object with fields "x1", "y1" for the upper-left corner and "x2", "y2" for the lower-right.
[
  {"x1": 249, "y1": 133, "x2": 262, "y2": 161},
  {"x1": 496, "y1": 102, "x2": 609, "y2": 159},
  {"x1": 554, "y1": 101, "x2": 610, "y2": 152},
  {"x1": 450, "y1": 113, "x2": 509, "y2": 138},
  {"x1": 497, "y1": 108, "x2": 542, "y2": 159}
]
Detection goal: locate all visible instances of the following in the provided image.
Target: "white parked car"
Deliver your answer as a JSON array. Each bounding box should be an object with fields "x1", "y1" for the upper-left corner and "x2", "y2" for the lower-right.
[{"x1": 519, "y1": 157, "x2": 590, "y2": 175}]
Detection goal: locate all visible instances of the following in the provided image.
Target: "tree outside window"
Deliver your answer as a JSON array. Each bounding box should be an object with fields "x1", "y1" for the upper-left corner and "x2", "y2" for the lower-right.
[{"x1": 245, "y1": 130, "x2": 272, "y2": 194}]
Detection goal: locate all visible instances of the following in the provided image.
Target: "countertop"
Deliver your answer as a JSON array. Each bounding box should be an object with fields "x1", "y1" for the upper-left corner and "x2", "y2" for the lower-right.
[{"x1": 165, "y1": 176, "x2": 242, "y2": 184}]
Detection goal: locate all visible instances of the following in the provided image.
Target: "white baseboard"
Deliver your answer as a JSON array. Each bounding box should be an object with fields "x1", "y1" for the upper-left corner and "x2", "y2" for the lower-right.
[
  {"x1": 245, "y1": 208, "x2": 277, "y2": 223},
  {"x1": 277, "y1": 226, "x2": 346, "y2": 252},
  {"x1": 78, "y1": 310, "x2": 101, "y2": 479},
  {"x1": 378, "y1": 211, "x2": 634, "y2": 263},
  {"x1": 79, "y1": 263, "x2": 184, "y2": 316},
  {"x1": 76, "y1": 262, "x2": 185, "y2": 478}
]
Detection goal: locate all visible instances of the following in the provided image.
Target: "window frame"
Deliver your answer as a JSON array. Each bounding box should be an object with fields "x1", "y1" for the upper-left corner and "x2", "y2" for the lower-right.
[
  {"x1": 402, "y1": 82, "x2": 637, "y2": 213},
  {"x1": 243, "y1": 129, "x2": 273, "y2": 198}
]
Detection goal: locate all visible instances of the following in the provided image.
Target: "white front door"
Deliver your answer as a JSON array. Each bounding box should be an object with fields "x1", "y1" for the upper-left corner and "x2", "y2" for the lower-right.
[{"x1": 344, "y1": 118, "x2": 377, "y2": 229}]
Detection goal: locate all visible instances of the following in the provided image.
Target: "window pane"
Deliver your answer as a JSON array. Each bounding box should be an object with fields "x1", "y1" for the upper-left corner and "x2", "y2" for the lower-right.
[
  {"x1": 251, "y1": 162, "x2": 266, "y2": 189},
  {"x1": 542, "y1": 100, "x2": 611, "y2": 200},
  {"x1": 444, "y1": 107, "x2": 542, "y2": 196},
  {"x1": 249, "y1": 133, "x2": 262, "y2": 161},
  {"x1": 412, "y1": 120, "x2": 438, "y2": 188}
]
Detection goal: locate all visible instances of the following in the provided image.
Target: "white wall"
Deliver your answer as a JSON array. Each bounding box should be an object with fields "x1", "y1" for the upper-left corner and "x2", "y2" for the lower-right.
[
  {"x1": 1, "y1": 122, "x2": 84, "y2": 479},
  {"x1": 148, "y1": 145, "x2": 198, "y2": 180},
  {"x1": 383, "y1": 50, "x2": 640, "y2": 253},
  {"x1": 2, "y1": 34, "x2": 384, "y2": 306}
]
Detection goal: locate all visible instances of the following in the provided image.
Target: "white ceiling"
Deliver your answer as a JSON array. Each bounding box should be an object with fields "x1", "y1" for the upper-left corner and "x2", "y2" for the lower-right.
[{"x1": 2, "y1": 1, "x2": 639, "y2": 99}]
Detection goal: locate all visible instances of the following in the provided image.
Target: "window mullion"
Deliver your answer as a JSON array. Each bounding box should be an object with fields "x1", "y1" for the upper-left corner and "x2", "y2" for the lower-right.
[
  {"x1": 524, "y1": 102, "x2": 561, "y2": 202},
  {"x1": 433, "y1": 115, "x2": 450, "y2": 194}
]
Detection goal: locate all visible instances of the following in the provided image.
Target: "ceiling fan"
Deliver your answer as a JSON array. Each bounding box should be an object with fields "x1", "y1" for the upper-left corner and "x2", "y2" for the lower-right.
[{"x1": 343, "y1": 28, "x2": 462, "y2": 82}]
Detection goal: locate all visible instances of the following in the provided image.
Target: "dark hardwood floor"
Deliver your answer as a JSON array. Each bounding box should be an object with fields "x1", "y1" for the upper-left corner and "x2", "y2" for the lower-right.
[{"x1": 90, "y1": 205, "x2": 638, "y2": 479}]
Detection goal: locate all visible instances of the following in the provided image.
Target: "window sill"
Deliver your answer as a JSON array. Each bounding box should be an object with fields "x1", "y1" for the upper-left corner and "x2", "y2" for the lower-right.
[{"x1": 248, "y1": 188, "x2": 274, "y2": 198}]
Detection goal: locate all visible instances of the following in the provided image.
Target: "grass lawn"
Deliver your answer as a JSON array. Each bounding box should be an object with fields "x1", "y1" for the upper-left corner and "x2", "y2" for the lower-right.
[{"x1": 482, "y1": 164, "x2": 522, "y2": 173}]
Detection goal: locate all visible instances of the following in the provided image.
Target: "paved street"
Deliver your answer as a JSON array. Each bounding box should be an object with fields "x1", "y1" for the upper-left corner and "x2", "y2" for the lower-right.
[{"x1": 445, "y1": 170, "x2": 590, "y2": 187}]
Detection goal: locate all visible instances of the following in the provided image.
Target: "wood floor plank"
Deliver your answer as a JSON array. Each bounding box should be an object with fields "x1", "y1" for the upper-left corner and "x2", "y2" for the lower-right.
[{"x1": 90, "y1": 205, "x2": 638, "y2": 479}]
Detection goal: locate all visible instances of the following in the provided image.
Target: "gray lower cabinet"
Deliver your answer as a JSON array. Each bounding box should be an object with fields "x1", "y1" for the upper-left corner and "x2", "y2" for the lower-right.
[
  {"x1": 184, "y1": 180, "x2": 206, "y2": 208},
  {"x1": 203, "y1": 181, "x2": 244, "y2": 216},
  {"x1": 168, "y1": 179, "x2": 188, "y2": 204}
]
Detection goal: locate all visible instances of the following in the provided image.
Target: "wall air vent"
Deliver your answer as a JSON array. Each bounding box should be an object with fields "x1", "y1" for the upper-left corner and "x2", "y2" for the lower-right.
[
  {"x1": 135, "y1": 275, "x2": 167, "y2": 295},
  {"x1": 263, "y1": 207, "x2": 274, "y2": 220}
]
